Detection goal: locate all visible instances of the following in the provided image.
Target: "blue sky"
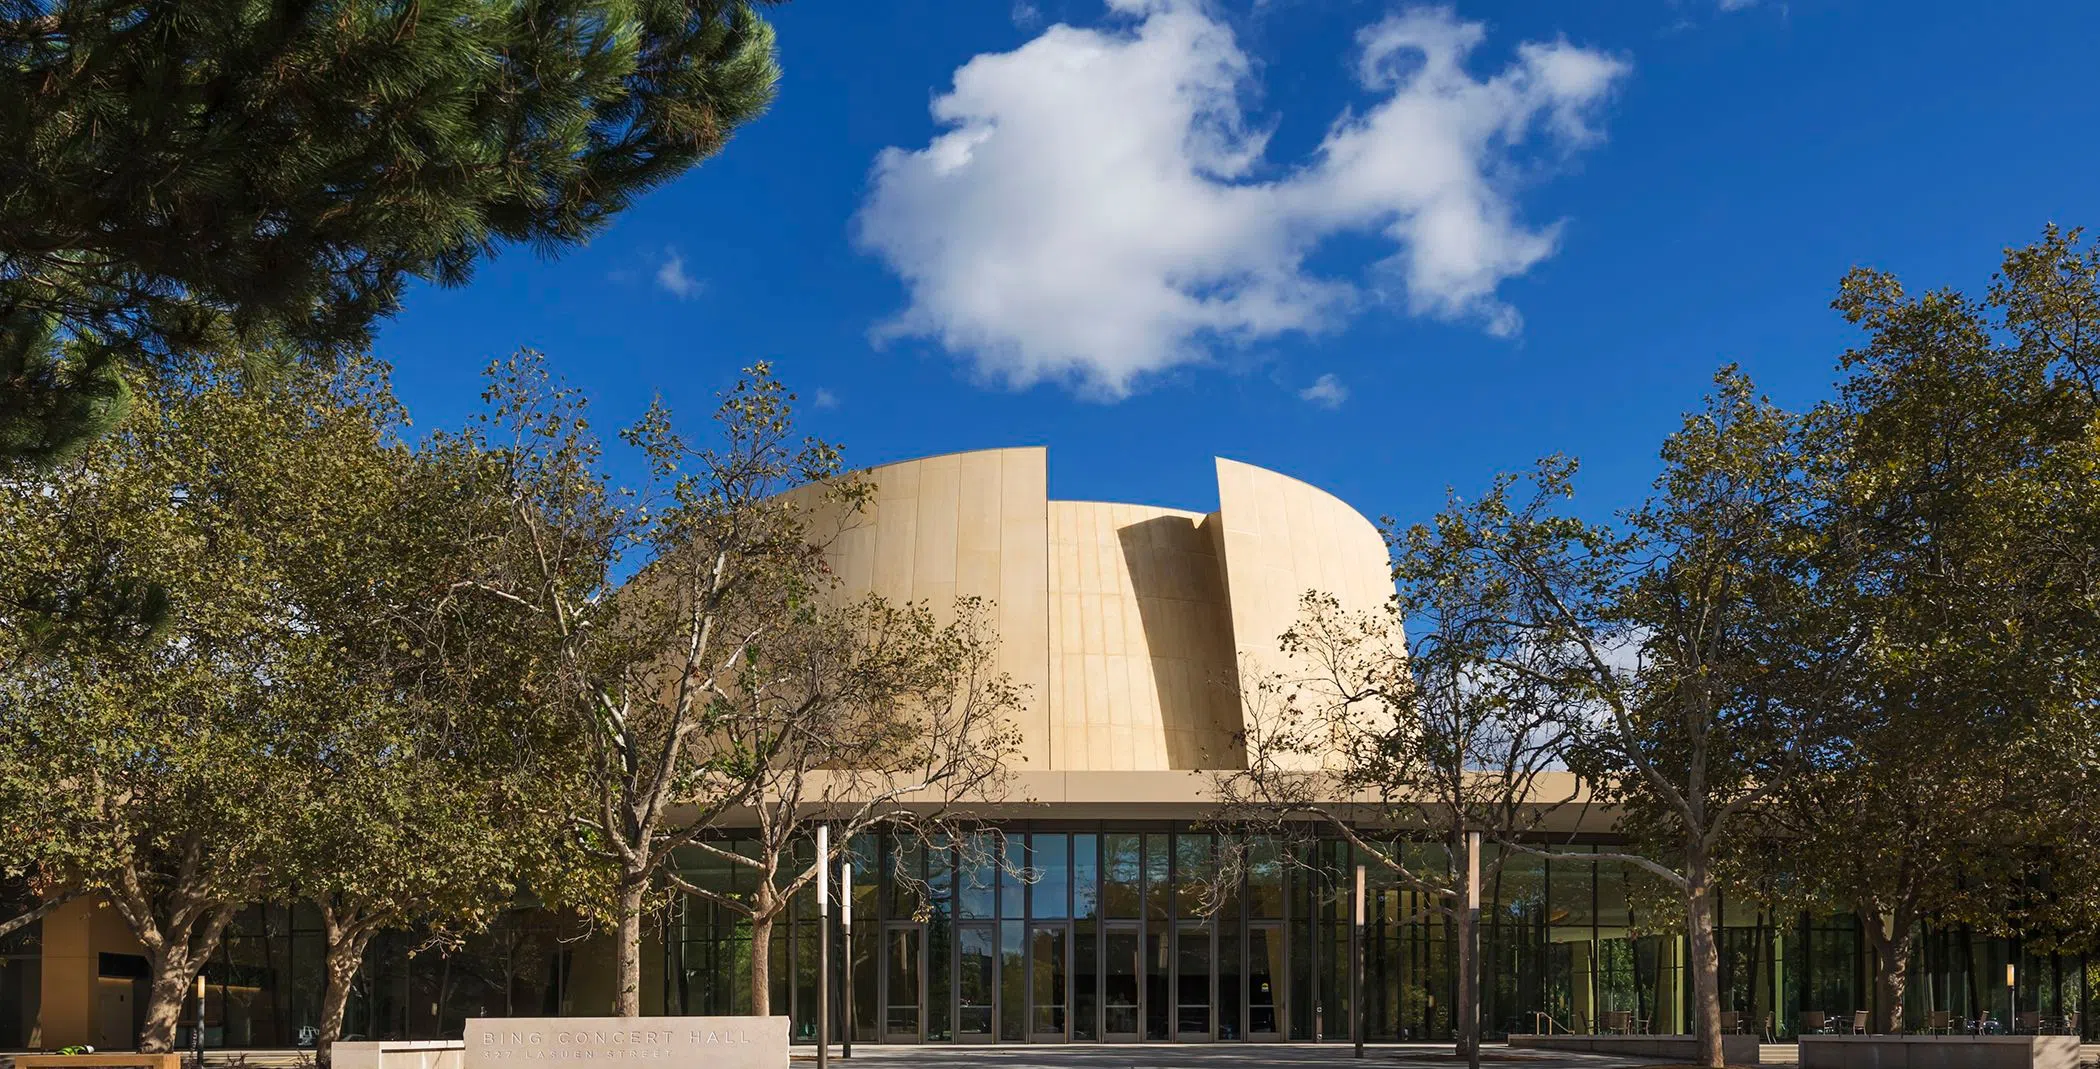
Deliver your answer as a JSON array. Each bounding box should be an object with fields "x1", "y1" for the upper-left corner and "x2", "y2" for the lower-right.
[{"x1": 376, "y1": 0, "x2": 2100, "y2": 533}]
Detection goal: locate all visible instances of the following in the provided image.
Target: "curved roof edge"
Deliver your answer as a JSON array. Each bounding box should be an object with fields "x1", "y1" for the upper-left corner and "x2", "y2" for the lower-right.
[{"x1": 1213, "y1": 456, "x2": 1380, "y2": 541}]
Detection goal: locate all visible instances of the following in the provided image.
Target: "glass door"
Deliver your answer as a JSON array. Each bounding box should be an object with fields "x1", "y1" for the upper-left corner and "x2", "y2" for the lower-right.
[
  {"x1": 1029, "y1": 925, "x2": 1069, "y2": 1042},
  {"x1": 882, "y1": 924, "x2": 923, "y2": 1042},
  {"x1": 1175, "y1": 922, "x2": 1214, "y2": 1041},
  {"x1": 1103, "y1": 925, "x2": 1141, "y2": 1041},
  {"x1": 955, "y1": 923, "x2": 996, "y2": 1043},
  {"x1": 1247, "y1": 923, "x2": 1284, "y2": 1041}
]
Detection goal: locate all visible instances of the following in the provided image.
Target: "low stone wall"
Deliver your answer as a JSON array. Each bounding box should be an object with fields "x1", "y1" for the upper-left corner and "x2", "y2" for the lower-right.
[
  {"x1": 1799, "y1": 1035, "x2": 2081, "y2": 1069},
  {"x1": 13, "y1": 1058, "x2": 184, "y2": 1069},
  {"x1": 1511, "y1": 1033, "x2": 1763, "y2": 1064},
  {"x1": 332, "y1": 1040, "x2": 464, "y2": 1069}
]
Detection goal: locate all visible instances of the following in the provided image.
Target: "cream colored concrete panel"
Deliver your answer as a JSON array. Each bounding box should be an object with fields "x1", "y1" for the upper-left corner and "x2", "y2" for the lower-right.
[
  {"x1": 870, "y1": 465, "x2": 919, "y2": 604},
  {"x1": 955, "y1": 453, "x2": 1003, "y2": 603},
  {"x1": 774, "y1": 450, "x2": 1378, "y2": 780},
  {"x1": 1045, "y1": 501, "x2": 1240, "y2": 771},
  {"x1": 997, "y1": 448, "x2": 1052, "y2": 769},
  {"x1": 913, "y1": 454, "x2": 962, "y2": 619},
  {"x1": 1214, "y1": 457, "x2": 1397, "y2": 770},
  {"x1": 1079, "y1": 591, "x2": 1106, "y2": 652},
  {"x1": 1081, "y1": 651, "x2": 1111, "y2": 770},
  {"x1": 794, "y1": 448, "x2": 1050, "y2": 768}
]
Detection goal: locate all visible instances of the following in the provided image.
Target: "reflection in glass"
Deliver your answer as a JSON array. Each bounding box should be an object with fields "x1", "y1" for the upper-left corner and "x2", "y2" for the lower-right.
[
  {"x1": 925, "y1": 834, "x2": 953, "y2": 917},
  {"x1": 1030, "y1": 926, "x2": 1067, "y2": 1036},
  {"x1": 1000, "y1": 922, "x2": 1025, "y2": 1041},
  {"x1": 1033, "y1": 835, "x2": 1070, "y2": 920},
  {"x1": 1246, "y1": 837, "x2": 1285, "y2": 919},
  {"x1": 1074, "y1": 921, "x2": 1099, "y2": 1040},
  {"x1": 887, "y1": 839, "x2": 924, "y2": 921},
  {"x1": 1248, "y1": 925, "x2": 1283, "y2": 1035},
  {"x1": 959, "y1": 832, "x2": 996, "y2": 920},
  {"x1": 1145, "y1": 834, "x2": 1171, "y2": 922},
  {"x1": 1001, "y1": 838, "x2": 1027, "y2": 921},
  {"x1": 1145, "y1": 929, "x2": 1169, "y2": 1040},
  {"x1": 1176, "y1": 924, "x2": 1212, "y2": 1036},
  {"x1": 1104, "y1": 928, "x2": 1140, "y2": 1037},
  {"x1": 1175, "y1": 834, "x2": 1214, "y2": 918},
  {"x1": 956, "y1": 925, "x2": 994, "y2": 1038},
  {"x1": 849, "y1": 920, "x2": 877, "y2": 1042},
  {"x1": 1073, "y1": 834, "x2": 1100, "y2": 921},
  {"x1": 927, "y1": 917, "x2": 952, "y2": 1041},
  {"x1": 1218, "y1": 924, "x2": 1242, "y2": 1040},
  {"x1": 885, "y1": 927, "x2": 920, "y2": 1039},
  {"x1": 1103, "y1": 835, "x2": 1141, "y2": 919}
]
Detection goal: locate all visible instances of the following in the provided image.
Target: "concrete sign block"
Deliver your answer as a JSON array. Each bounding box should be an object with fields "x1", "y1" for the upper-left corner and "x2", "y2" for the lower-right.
[{"x1": 465, "y1": 1017, "x2": 789, "y2": 1069}]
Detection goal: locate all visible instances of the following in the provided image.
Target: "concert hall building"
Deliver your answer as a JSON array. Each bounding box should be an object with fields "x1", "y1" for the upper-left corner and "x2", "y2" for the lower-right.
[{"x1": 3, "y1": 449, "x2": 2090, "y2": 1050}]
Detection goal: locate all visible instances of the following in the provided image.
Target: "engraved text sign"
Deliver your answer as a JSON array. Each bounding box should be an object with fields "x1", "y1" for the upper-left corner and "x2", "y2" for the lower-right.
[{"x1": 464, "y1": 1017, "x2": 788, "y2": 1069}]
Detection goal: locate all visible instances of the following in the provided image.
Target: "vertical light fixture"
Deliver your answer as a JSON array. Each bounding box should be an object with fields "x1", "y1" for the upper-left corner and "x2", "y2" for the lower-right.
[
  {"x1": 192, "y1": 972, "x2": 206, "y2": 1069},
  {"x1": 1467, "y1": 831, "x2": 1482, "y2": 1069},
  {"x1": 842, "y1": 862, "x2": 853, "y2": 1059},
  {"x1": 1354, "y1": 863, "x2": 1366, "y2": 1059},
  {"x1": 2006, "y1": 962, "x2": 2016, "y2": 1030},
  {"x1": 817, "y1": 823, "x2": 830, "y2": 1069}
]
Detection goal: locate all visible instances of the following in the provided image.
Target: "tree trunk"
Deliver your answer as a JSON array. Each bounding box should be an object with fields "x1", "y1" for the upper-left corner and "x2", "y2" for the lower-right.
[
  {"x1": 138, "y1": 950, "x2": 205, "y2": 1053},
  {"x1": 317, "y1": 922, "x2": 375, "y2": 1068},
  {"x1": 1862, "y1": 910, "x2": 1913, "y2": 1035},
  {"x1": 615, "y1": 877, "x2": 648, "y2": 1018},
  {"x1": 750, "y1": 914, "x2": 775, "y2": 1016},
  {"x1": 1685, "y1": 858, "x2": 1725, "y2": 1068}
]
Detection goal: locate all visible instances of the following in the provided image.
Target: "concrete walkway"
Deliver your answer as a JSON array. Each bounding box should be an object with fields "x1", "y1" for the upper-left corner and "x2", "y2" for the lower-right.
[
  {"x1": 803, "y1": 1044, "x2": 1740, "y2": 1068},
  {"x1": 14, "y1": 1040, "x2": 2099, "y2": 1069}
]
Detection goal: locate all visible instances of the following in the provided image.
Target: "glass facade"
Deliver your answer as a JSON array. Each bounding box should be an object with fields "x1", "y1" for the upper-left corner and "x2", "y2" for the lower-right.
[
  {"x1": 194, "y1": 905, "x2": 588, "y2": 1048},
  {"x1": 661, "y1": 826, "x2": 2100, "y2": 1045},
  {"x1": 4, "y1": 827, "x2": 2094, "y2": 1048},
  {"x1": 0, "y1": 901, "x2": 39, "y2": 1050}
]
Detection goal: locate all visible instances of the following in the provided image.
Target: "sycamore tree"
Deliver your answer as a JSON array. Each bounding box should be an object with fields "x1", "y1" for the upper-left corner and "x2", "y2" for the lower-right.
[
  {"x1": 1420, "y1": 374, "x2": 1834, "y2": 1067},
  {"x1": 1, "y1": 0, "x2": 783, "y2": 462},
  {"x1": 663, "y1": 593, "x2": 1023, "y2": 1014},
  {"x1": 0, "y1": 363, "x2": 419, "y2": 1050},
  {"x1": 288, "y1": 716, "x2": 552, "y2": 1067},
  {"x1": 274, "y1": 428, "x2": 577, "y2": 1068},
  {"x1": 1210, "y1": 466, "x2": 1596, "y2": 1055},
  {"x1": 1582, "y1": 374, "x2": 1844, "y2": 1066},
  {"x1": 453, "y1": 353, "x2": 888, "y2": 1017},
  {"x1": 1755, "y1": 228, "x2": 2100, "y2": 1033}
]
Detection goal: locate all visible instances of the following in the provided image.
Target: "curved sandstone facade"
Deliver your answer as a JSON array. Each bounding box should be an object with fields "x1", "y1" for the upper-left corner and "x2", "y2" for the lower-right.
[{"x1": 801, "y1": 447, "x2": 1393, "y2": 773}]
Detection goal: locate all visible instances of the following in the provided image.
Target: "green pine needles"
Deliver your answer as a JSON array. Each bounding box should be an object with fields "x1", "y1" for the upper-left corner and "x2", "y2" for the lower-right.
[{"x1": 0, "y1": 0, "x2": 783, "y2": 460}]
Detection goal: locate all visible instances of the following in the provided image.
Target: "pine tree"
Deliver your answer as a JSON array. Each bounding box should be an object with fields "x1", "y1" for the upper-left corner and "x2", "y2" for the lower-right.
[{"x1": 0, "y1": 0, "x2": 782, "y2": 459}]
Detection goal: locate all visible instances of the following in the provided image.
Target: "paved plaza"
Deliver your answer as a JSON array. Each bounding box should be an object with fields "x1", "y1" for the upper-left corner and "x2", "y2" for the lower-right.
[
  {"x1": 811, "y1": 1044, "x2": 1795, "y2": 1068},
  {"x1": 24, "y1": 1041, "x2": 2094, "y2": 1069}
]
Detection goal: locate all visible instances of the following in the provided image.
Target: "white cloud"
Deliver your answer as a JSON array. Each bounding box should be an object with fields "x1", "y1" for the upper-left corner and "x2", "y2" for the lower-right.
[
  {"x1": 1298, "y1": 373, "x2": 1349, "y2": 409},
  {"x1": 856, "y1": 2, "x2": 1628, "y2": 397},
  {"x1": 1012, "y1": 1, "x2": 1042, "y2": 28},
  {"x1": 655, "y1": 250, "x2": 702, "y2": 299},
  {"x1": 812, "y1": 388, "x2": 841, "y2": 409}
]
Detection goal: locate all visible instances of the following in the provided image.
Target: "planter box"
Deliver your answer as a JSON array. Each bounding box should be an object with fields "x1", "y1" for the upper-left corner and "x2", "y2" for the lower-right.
[
  {"x1": 15, "y1": 1058, "x2": 184, "y2": 1069},
  {"x1": 1511, "y1": 1033, "x2": 1763, "y2": 1064},
  {"x1": 1800, "y1": 1035, "x2": 2082, "y2": 1069},
  {"x1": 332, "y1": 1040, "x2": 465, "y2": 1069}
]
